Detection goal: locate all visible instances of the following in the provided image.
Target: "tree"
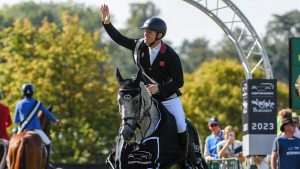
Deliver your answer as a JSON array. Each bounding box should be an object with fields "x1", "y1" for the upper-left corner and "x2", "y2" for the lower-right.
[
  {"x1": 263, "y1": 10, "x2": 300, "y2": 83},
  {"x1": 0, "y1": 14, "x2": 119, "y2": 163},
  {"x1": 181, "y1": 59, "x2": 288, "y2": 143},
  {"x1": 178, "y1": 37, "x2": 215, "y2": 73},
  {"x1": 0, "y1": 2, "x2": 100, "y2": 33},
  {"x1": 214, "y1": 35, "x2": 239, "y2": 61},
  {"x1": 124, "y1": 2, "x2": 160, "y2": 38}
]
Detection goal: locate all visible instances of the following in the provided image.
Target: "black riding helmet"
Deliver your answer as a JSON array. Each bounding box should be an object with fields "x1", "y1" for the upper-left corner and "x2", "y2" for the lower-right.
[
  {"x1": 140, "y1": 17, "x2": 167, "y2": 40},
  {"x1": 22, "y1": 83, "x2": 34, "y2": 98}
]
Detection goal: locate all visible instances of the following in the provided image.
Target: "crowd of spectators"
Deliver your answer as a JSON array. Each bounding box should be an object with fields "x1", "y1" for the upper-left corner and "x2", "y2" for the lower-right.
[{"x1": 202, "y1": 109, "x2": 300, "y2": 169}]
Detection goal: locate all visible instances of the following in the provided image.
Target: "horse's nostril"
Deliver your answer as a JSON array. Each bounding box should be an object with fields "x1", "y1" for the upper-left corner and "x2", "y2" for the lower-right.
[{"x1": 121, "y1": 128, "x2": 134, "y2": 140}]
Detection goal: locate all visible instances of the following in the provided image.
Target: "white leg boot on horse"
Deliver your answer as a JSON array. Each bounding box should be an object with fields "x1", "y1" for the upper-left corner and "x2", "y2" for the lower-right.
[{"x1": 178, "y1": 130, "x2": 192, "y2": 169}]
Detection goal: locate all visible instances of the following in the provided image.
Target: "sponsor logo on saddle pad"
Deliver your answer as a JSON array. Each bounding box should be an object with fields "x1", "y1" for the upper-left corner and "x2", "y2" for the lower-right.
[{"x1": 122, "y1": 137, "x2": 159, "y2": 168}]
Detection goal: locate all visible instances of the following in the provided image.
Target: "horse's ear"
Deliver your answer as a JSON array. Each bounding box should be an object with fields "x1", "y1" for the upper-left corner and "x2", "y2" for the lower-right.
[
  {"x1": 47, "y1": 104, "x2": 53, "y2": 112},
  {"x1": 116, "y1": 68, "x2": 124, "y2": 83},
  {"x1": 133, "y1": 69, "x2": 142, "y2": 85}
]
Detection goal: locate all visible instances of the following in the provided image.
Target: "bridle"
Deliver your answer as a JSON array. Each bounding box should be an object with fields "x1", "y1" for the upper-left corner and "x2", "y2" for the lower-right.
[{"x1": 119, "y1": 86, "x2": 152, "y2": 141}]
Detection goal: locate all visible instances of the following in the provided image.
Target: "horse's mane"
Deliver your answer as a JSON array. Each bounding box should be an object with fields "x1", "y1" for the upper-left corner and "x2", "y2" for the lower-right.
[
  {"x1": 139, "y1": 82, "x2": 152, "y2": 109},
  {"x1": 38, "y1": 104, "x2": 52, "y2": 137},
  {"x1": 118, "y1": 73, "x2": 152, "y2": 110}
]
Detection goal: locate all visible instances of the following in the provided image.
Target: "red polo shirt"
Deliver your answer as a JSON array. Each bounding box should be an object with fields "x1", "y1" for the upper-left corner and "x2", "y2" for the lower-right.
[{"x1": 0, "y1": 102, "x2": 12, "y2": 140}]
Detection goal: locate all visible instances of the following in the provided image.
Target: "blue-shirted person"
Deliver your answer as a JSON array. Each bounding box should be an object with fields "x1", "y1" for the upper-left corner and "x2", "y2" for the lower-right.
[
  {"x1": 204, "y1": 117, "x2": 224, "y2": 161},
  {"x1": 271, "y1": 117, "x2": 300, "y2": 169},
  {"x1": 13, "y1": 83, "x2": 61, "y2": 168}
]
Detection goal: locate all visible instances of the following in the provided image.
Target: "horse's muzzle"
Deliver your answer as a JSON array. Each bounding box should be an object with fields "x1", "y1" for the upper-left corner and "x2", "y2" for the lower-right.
[{"x1": 121, "y1": 126, "x2": 135, "y2": 143}]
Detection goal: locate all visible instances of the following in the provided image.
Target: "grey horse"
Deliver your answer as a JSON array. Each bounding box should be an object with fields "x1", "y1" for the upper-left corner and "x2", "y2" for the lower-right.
[{"x1": 107, "y1": 69, "x2": 207, "y2": 169}]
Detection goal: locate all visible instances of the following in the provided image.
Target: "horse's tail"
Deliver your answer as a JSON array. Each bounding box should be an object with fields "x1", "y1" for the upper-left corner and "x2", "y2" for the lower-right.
[{"x1": 15, "y1": 137, "x2": 26, "y2": 169}]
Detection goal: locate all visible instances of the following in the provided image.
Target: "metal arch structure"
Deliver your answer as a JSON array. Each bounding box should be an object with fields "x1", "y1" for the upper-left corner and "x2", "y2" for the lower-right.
[
  {"x1": 183, "y1": 0, "x2": 273, "y2": 79},
  {"x1": 183, "y1": 0, "x2": 277, "y2": 158}
]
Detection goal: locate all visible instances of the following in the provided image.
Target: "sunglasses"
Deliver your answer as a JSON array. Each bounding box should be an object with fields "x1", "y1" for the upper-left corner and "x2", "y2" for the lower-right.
[{"x1": 210, "y1": 124, "x2": 219, "y2": 127}]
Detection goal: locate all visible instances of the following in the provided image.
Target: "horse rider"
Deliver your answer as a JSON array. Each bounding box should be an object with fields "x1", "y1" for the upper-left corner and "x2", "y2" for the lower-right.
[
  {"x1": 0, "y1": 91, "x2": 12, "y2": 141},
  {"x1": 13, "y1": 83, "x2": 61, "y2": 168},
  {"x1": 100, "y1": 4, "x2": 189, "y2": 167}
]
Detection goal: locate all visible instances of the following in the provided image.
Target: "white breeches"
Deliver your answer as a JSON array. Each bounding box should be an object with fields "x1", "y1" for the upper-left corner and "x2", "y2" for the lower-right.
[
  {"x1": 34, "y1": 129, "x2": 51, "y2": 145},
  {"x1": 161, "y1": 97, "x2": 187, "y2": 133}
]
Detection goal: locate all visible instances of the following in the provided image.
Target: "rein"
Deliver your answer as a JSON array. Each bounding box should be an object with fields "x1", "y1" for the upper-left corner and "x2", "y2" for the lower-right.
[
  {"x1": 119, "y1": 86, "x2": 153, "y2": 142},
  {"x1": 49, "y1": 125, "x2": 61, "y2": 136}
]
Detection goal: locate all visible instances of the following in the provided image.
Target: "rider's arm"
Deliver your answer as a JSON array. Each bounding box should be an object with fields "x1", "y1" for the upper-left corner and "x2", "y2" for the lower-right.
[
  {"x1": 5, "y1": 107, "x2": 12, "y2": 127},
  {"x1": 157, "y1": 47, "x2": 184, "y2": 97},
  {"x1": 13, "y1": 105, "x2": 20, "y2": 124},
  {"x1": 102, "y1": 23, "x2": 136, "y2": 51},
  {"x1": 40, "y1": 104, "x2": 57, "y2": 122},
  {"x1": 100, "y1": 4, "x2": 135, "y2": 50},
  {"x1": 12, "y1": 105, "x2": 20, "y2": 134}
]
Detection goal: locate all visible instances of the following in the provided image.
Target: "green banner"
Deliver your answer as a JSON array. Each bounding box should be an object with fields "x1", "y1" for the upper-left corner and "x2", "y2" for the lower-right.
[{"x1": 290, "y1": 38, "x2": 300, "y2": 109}]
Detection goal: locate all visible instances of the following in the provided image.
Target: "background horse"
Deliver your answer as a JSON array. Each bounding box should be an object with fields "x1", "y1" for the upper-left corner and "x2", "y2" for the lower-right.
[
  {"x1": 6, "y1": 106, "x2": 53, "y2": 169},
  {"x1": 0, "y1": 139, "x2": 9, "y2": 169},
  {"x1": 107, "y1": 69, "x2": 207, "y2": 169}
]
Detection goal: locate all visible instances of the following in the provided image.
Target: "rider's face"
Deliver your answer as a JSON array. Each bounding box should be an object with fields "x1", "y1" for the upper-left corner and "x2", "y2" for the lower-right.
[{"x1": 143, "y1": 29, "x2": 159, "y2": 46}]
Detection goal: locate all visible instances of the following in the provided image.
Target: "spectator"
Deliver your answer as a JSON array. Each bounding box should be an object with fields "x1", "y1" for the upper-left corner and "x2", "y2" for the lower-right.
[
  {"x1": 277, "y1": 108, "x2": 291, "y2": 134},
  {"x1": 216, "y1": 125, "x2": 244, "y2": 164},
  {"x1": 271, "y1": 117, "x2": 300, "y2": 169},
  {"x1": 277, "y1": 108, "x2": 300, "y2": 138},
  {"x1": 204, "y1": 117, "x2": 224, "y2": 161},
  {"x1": 0, "y1": 91, "x2": 12, "y2": 141}
]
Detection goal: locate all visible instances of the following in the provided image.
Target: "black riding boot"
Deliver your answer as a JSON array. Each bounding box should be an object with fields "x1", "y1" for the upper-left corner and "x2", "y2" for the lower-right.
[
  {"x1": 178, "y1": 130, "x2": 191, "y2": 169},
  {"x1": 45, "y1": 144, "x2": 54, "y2": 169}
]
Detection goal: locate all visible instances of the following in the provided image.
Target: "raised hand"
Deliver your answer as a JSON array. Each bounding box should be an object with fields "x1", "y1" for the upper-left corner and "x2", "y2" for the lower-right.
[{"x1": 100, "y1": 4, "x2": 110, "y2": 24}]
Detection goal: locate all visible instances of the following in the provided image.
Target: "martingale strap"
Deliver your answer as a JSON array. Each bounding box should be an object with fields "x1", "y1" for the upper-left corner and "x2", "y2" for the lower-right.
[
  {"x1": 133, "y1": 38, "x2": 178, "y2": 100},
  {"x1": 18, "y1": 100, "x2": 41, "y2": 133},
  {"x1": 133, "y1": 38, "x2": 158, "y2": 84}
]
